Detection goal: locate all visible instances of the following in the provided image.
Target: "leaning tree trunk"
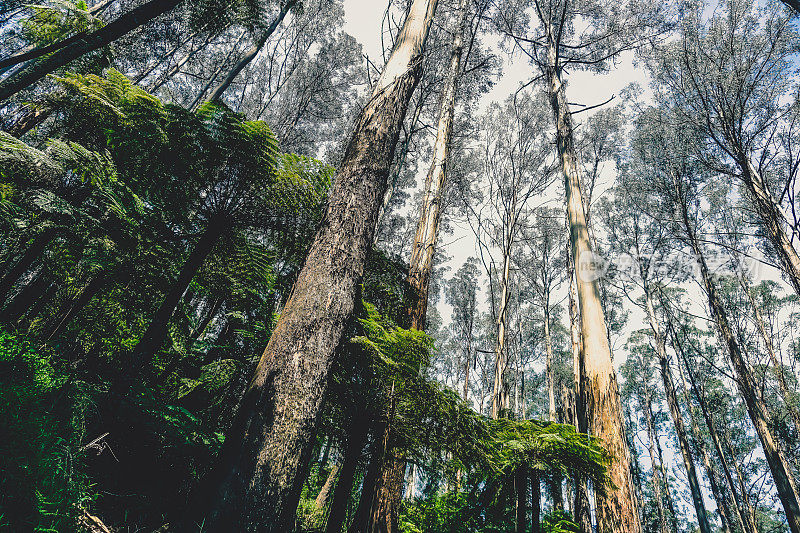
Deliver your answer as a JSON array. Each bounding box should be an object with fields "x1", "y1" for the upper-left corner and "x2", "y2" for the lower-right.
[
  {"x1": 669, "y1": 320, "x2": 754, "y2": 533},
  {"x1": 205, "y1": 1, "x2": 439, "y2": 529},
  {"x1": 741, "y1": 158, "x2": 800, "y2": 298},
  {"x1": 367, "y1": 2, "x2": 471, "y2": 526},
  {"x1": 675, "y1": 351, "x2": 736, "y2": 533},
  {"x1": 128, "y1": 214, "x2": 229, "y2": 374},
  {"x1": 205, "y1": 0, "x2": 297, "y2": 103},
  {"x1": 642, "y1": 286, "x2": 711, "y2": 533},
  {"x1": 0, "y1": 227, "x2": 58, "y2": 305},
  {"x1": 679, "y1": 193, "x2": 800, "y2": 533},
  {"x1": 0, "y1": 0, "x2": 183, "y2": 102},
  {"x1": 545, "y1": 47, "x2": 640, "y2": 533}
]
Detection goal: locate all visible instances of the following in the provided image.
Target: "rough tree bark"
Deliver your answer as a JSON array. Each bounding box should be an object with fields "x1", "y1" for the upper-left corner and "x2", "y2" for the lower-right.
[
  {"x1": 545, "y1": 43, "x2": 640, "y2": 532},
  {"x1": 567, "y1": 252, "x2": 592, "y2": 533},
  {"x1": 0, "y1": 0, "x2": 183, "y2": 102},
  {"x1": 491, "y1": 225, "x2": 514, "y2": 419},
  {"x1": 205, "y1": 1, "x2": 439, "y2": 529}
]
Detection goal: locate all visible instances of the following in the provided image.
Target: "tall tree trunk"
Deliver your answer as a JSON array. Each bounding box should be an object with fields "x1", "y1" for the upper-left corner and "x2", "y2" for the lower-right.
[
  {"x1": 642, "y1": 286, "x2": 711, "y2": 533},
  {"x1": 206, "y1": 3, "x2": 439, "y2": 528},
  {"x1": 368, "y1": 3, "x2": 471, "y2": 524},
  {"x1": 205, "y1": 0, "x2": 296, "y2": 103},
  {"x1": 325, "y1": 418, "x2": 370, "y2": 533},
  {"x1": 543, "y1": 303, "x2": 564, "y2": 511},
  {"x1": 737, "y1": 268, "x2": 800, "y2": 433},
  {"x1": 406, "y1": 0, "x2": 469, "y2": 329},
  {"x1": 515, "y1": 467, "x2": 528, "y2": 533},
  {"x1": 568, "y1": 254, "x2": 592, "y2": 533},
  {"x1": 0, "y1": 227, "x2": 58, "y2": 305},
  {"x1": 740, "y1": 158, "x2": 800, "y2": 298},
  {"x1": 678, "y1": 188, "x2": 800, "y2": 533},
  {"x1": 545, "y1": 47, "x2": 639, "y2": 532},
  {"x1": 669, "y1": 319, "x2": 754, "y2": 533},
  {"x1": 148, "y1": 31, "x2": 216, "y2": 91},
  {"x1": 531, "y1": 471, "x2": 541, "y2": 533},
  {"x1": 0, "y1": 0, "x2": 183, "y2": 102},
  {"x1": 675, "y1": 351, "x2": 735, "y2": 533},
  {"x1": 491, "y1": 238, "x2": 513, "y2": 419},
  {"x1": 130, "y1": 214, "x2": 229, "y2": 373},
  {"x1": 43, "y1": 269, "x2": 114, "y2": 340},
  {"x1": 644, "y1": 393, "x2": 672, "y2": 533}
]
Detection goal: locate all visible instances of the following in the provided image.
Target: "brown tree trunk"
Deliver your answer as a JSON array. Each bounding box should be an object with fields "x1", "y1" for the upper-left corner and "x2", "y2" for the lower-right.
[
  {"x1": 545, "y1": 46, "x2": 639, "y2": 532},
  {"x1": 325, "y1": 418, "x2": 370, "y2": 533},
  {"x1": 0, "y1": 227, "x2": 58, "y2": 305},
  {"x1": 130, "y1": 214, "x2": 230, "y2": 373},
  {"x1": 206, "y1": 3, "x2": 439, "y2": 528},
  {"x1": 568, "y1": 255, "x2": 592, "y2": 533},
  {"x1": 205, "y1": 0, "x2": 296, "y2": 103},
  {"x1": 642, "y1": 287, "x2": 711, "y2": 533},
  {"x1": 678, "y1": 185, "x2": 800, "y2": 533},
  {"x1": 0, "y1": 0, "x2": 183, "y2": 102},
  {"x1": 515, "y1": 467, "x2": 528, "y2": 533}
]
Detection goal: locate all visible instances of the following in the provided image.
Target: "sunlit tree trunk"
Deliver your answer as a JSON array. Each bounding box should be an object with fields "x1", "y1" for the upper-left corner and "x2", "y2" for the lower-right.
[
  {"x1": 543, "y1": 302, "x2": 564, "y2": 510},
  {"x1": 205, "y1": 1, "x2": 439, "y2": 527},
  {"x1": 491, "y1": 243, "x2": 512, "y2": 418},
  {"x1": 545, "y1": 42, "x2": 639, "y2": 532},
  {"x1": 568, "y1": 254, "x2": 592, "y2": 533}
]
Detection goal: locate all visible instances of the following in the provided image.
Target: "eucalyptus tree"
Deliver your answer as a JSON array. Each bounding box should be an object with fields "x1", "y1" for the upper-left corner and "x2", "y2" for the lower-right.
[
  {"x1": 631, "y1": 104, "x2": 800, "y2": 533},
  {"x1": 204, "y1": 1, "x2": 442, "y2": 529},
  {"x1": 649, "y1": 0, "x2": 800, "y2": 298},
  {"x1": 445, "y1": 258, "x2": 481, "y2": 405},
  {"x1": 598, "y1": 171, "x2": 712, "y2": 533},
  {"x1": 459, "y1": 91, "x2": 554, "y2": 419},
  {"x1": 491, "y1": 0, "x2": 671, "y2": 524}
]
